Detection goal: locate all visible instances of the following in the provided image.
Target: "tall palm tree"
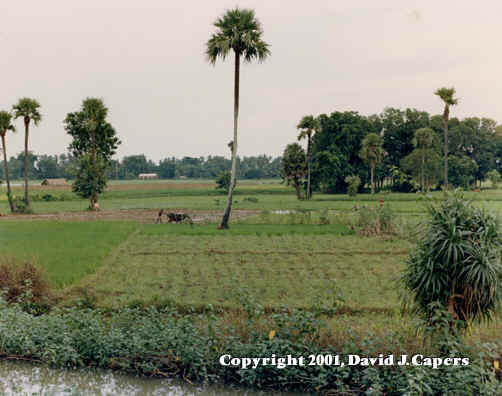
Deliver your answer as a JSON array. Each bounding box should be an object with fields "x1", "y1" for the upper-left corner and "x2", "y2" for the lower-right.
[
  {"x1": 12, "y1": 98, "x2": 42, "y2": 210},
  {"x1": 0, "y1": 111, "x2": 16, "y2": 212},
  {"x1": 413, "y1": 127, "x2": 435, "y2": 192},
  {"x1": 206, "y1": 7, "x2": 270, "y2": 229},
  {"x1": 434, "y1": 87, "x2": 458, "y2": 190},
  {"x1": 297, "y1": 115, "x2": 318, "y2": 200},
  {"x1": 359, "y1": 133, "x2": 384, "y2": 194}
]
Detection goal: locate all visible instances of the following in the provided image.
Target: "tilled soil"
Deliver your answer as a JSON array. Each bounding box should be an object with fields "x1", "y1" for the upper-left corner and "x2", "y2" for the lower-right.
[{"x1": 0, "y1": 209, "x2": 259, "y2": 224}]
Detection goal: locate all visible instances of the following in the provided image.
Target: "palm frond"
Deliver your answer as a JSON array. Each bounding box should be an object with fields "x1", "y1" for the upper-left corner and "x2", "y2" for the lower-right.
[
  {"x1": 12, "y1": 98, "x2": 42, "y2": 125},
  {"x1": 206, "y1": 7, "x2": 270, "y2": 64},
  {"x1": 0, "y1": 111, "x2": 16, "y2": 135}
]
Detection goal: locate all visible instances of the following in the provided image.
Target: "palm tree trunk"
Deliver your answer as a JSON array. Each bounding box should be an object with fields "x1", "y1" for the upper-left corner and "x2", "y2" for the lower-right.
[
  {"x1": 370, "y1": 163, "x2": 375, "y2": 194},
  {"x1": 306, "y1": 137, "x2": 311, "y2": 200},
  {"x1": 219, "y1": 52, "x2": 240, "y2": 229},
  {"x1": 24, "y1": 118, "x2": 30, "y2": 209},
  {"x1": 1, "y1": 134, "x2": 15, "y2": 212},
  {"x1": 90, "y1": 125, "x2": 98, "y2": 210},
  {"x1": 443, "y1": 114, "x2": 449, "y2": 190},
  {"x1": 421, "y1": 146, "x2": 425, "y2": 192}
]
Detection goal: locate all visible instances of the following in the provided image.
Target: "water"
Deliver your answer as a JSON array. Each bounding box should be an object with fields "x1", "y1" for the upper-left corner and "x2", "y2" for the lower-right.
[{"x1": 0, "y1": 362, "x2": 288, "y2": 396}]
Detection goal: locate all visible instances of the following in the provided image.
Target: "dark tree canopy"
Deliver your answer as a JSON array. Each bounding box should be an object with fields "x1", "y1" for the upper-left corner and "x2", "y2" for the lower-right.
[{"x1": 311, "y1": 111, "x2": 380, "y2": 193}]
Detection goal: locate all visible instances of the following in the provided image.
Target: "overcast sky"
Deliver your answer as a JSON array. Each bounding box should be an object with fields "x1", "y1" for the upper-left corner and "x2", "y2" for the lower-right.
[{"x1": 1, "y1": 1, "x2": 501, "y2": 161}]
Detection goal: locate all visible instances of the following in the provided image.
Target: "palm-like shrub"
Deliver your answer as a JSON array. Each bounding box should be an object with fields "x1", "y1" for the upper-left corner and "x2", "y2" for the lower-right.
[{"x1": 402, "y1": 190, "x2": 502, "y2": 325}]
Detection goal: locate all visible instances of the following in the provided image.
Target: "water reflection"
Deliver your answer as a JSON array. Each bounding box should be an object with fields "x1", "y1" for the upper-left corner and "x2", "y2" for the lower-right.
[{"x1": 0, "y1": 361, "x2": 285, "y2": 396}]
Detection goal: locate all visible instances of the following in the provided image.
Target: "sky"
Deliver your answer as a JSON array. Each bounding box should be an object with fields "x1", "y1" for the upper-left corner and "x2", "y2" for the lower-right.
[{"x1": 1, "y1": 1, "x2": 501, "y2": 161}]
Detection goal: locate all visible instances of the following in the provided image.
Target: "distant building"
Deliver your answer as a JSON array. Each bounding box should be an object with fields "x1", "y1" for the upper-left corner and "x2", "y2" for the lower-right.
[
  {"x1": 138, "y1": 173, "x2": 159, "y2": 180},
  {"x1": 41, "y1": 178, "x2": 68, "y2": 186}
]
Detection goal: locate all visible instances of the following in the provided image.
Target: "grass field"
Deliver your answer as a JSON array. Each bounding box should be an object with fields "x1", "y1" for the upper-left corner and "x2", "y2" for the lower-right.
[
  {"x1": 2, "y1": 180, "x2": 502, "y2": 350},
  {"x1": 0, "y1": 221, "x2": 136, "y2": 287}
]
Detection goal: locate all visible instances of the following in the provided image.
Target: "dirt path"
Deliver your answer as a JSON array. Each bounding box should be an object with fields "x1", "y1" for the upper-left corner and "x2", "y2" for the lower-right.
[{"x1": 0, "y1": 209, "x2": 259, "y2": 224}]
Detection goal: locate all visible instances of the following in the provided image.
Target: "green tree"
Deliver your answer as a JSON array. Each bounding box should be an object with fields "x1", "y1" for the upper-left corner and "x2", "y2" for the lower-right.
[
  {"x1": 64, "y1": 98, "x2": 120, "y2": 210},
  {"x1": 402, "y1": 191, "x2": 502, "y2": 327},
  {"x1": 36, "y1": 155, "x2": 61, "y2": 179},
  {"x1": 281, "y1": 143, "x2": 306, "y2": 200},
  {"x1": 311, "y1": 111, "x2": 380, "y2": 193},
  {"x1": 486, "y1": 169, "x2": 501, "y2": 189},
  {"x1": 297, "y1": 115, "x2": 318, "y2": 200},
  {"x1": 412, "y1": 127, "x2": 435, "y2": 191},
  {"x1": 206, "y1": 7, "x2": 270, "y2": 229},
  {"x1": 0, "y1": 111, "x2": 16, "y2": 212},
  {"x1": 448, "y1": 155, "x2": 478, "y2": 189},
  {"x1": 401, "y1": 149, "x2": 442, "y2": 191},
  {"x1": 215, "y1": 171, "x2": 232, "y2": 193},
  {"x1": 380, "y1": 107, "x2": 430, "y2": 169},
  {"x1": 434, "y1": 87, "x2": 459, "y2": 190},
  {"x1": 121, "y1": 155, "x2": 150, "y2": 177},
  {"x1": 12, "y1": 98, "x2": 42, "y2": 211},
  {"x1": 359, "y1": 133, "x2": 384, "y2": 194}
]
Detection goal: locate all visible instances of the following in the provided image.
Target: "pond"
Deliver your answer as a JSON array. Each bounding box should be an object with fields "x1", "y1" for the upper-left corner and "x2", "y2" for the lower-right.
[{"x1": 0, "y1": 361, "x2": 290, "y2": 396}]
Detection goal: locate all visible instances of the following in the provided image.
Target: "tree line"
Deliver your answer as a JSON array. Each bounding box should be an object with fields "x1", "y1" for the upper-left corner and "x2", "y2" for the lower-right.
[
  {"x1": 282, "y1": 90, "x2": 502, "y2": 198},
  {"x1": 0, "y1": 152, "x2": 282, "y2": 181}
]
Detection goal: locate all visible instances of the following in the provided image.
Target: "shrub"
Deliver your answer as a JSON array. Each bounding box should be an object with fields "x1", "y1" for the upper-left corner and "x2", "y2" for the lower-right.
[
  {"x1": 344, "y1": 175, "x2": 361, "y2": 197},
  {"x1": 0, "y1": 258, "x2": 52, "y2": 312},
  {"x1": 353, "y1": 203, "x2": 395, "y2": 236},
  {"x1": 319, "y1": 208, "x2": 330, "y2": 225},
  {"x1": 402, "y1": 190, "x2": 502, "y2": 327},
  {"x1": 486, "y1": 169, "x2": 501, "y2": 189},
  {"x1": 243, "y1": 197, "x2": 259, "y2": 203},
  {"x1": 215, "y1": 171, "x2": 232, "y2": 193},
  {"x1": 10, "y1": 196, "x2": 32, "y2": 214}
]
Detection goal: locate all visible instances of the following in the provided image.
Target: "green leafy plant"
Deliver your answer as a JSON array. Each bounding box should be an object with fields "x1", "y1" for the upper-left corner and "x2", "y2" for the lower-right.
[
  {"x1": 353, "y1": 204, "x2": 395, "y2": 236},
  {"x1": 344, "y1": 175, "x2": 361, "y2": 197},
  {"x1": 486, "y1": 169, "x2": 501, "y2": 189},
  {"x1": 402, "y1": 190, "x2": 502, "y2": 328},
  {"x1": 215, "y1": 171, "x2": 231, "y2": 193}
]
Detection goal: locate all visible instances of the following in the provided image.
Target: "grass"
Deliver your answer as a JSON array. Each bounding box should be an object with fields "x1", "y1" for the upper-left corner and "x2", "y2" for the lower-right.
[
  {"x1": 3, "y1": 180, "x2": 502, "y2": 350},
  {"x1": 65, "y1": 230, "x2": 411, "y2": 310},
  {"x1": 0, "y1": 221, "x2": 136, "y2": 287},
  {"x1": 2, "y1": 179, "x2": 502, "y2": 215}
]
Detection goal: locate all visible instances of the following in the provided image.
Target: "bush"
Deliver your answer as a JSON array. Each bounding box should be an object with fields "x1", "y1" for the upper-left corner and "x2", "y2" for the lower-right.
[
  {"x1": 0, "y1": 258, "x2": 52, "y2": 312},
  {"x1": 486, "y1": 169, "x2": 501, "y2": 189},
  {"x1": 243, "y1": 197, "x2": 259, "y2": 203},
  {"x1": 216, "y1": 171, "x2": 232, "y2": 193},
  {"x1": 344, "y1": 175, "x2": 361, "y2": 197},
  {"x1": 10, "y1": 196, "x2": 32, "y2": 214},
  {"x1": 402, "y1": 190, "x2": 502, "y2": 326},
  {"x1": 353, "y1": 203, "x2": 395, "y2": 236}
]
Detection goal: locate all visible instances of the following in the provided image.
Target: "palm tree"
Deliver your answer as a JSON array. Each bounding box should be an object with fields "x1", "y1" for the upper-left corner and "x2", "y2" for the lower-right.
[
  {"x1": 413, "y1": 127, "x2": 435, "y2": 192},
  {"x1": 12, "y1": 98, "x2": 42, "y2": 210},
  {"x1": 206, "y1": 7, "x2": 270, "y2": 229},
  {"x1": 434, "y1": 87, "x2": 458, "y2": 190},
  {"x1": 359, "y1": 133, "x2": 384, "y2": 194},
  {"x1": 0, "y1": 111, "x2": 16, "y2": 212},
  {"x1": 297, "y1": 115, "x2": 318, "y2": 200}
]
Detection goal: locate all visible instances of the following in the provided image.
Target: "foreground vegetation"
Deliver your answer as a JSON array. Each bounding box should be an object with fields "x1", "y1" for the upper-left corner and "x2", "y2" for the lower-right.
[{"x1": 2, "y1": 182, "x2": 502, "y2": 394}]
